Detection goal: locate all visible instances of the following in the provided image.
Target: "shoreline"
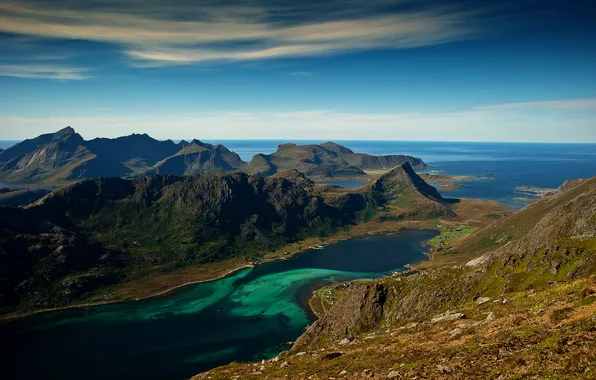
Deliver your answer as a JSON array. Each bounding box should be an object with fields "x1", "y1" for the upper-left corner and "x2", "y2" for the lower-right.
[
  {"x1": 0, "y1": 264, "x2": 254, "y2": 324},
  {"x1": 0, "y1": 222, "x2": 433, "y2": 323},
  {"x1": 1, "y1": 197, "x2": 509, "y2": 323}
]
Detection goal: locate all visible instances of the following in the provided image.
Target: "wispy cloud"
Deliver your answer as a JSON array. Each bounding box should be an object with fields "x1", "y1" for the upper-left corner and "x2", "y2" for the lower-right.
[
  {"x1": 0, "y1": 1, "x2": 484, "y2": 66},
  {"x1": 290, "y1": 71, "x2": 312, "y2": 77},
  {"x1": 0, "y1": 64, "x2": 91, "y2": 80},
  {"x1": 477, "y1": 98, "x2": 596, "y2": 111}
]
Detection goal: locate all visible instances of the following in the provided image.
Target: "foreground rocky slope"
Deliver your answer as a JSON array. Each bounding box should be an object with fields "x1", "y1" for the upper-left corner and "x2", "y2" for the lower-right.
[
  {"x1": 198, "y1": 177, "x2": 596, "y2": 379},
  {"x1": 0, "y1": 163, "x2": 449, "y2": 315}
]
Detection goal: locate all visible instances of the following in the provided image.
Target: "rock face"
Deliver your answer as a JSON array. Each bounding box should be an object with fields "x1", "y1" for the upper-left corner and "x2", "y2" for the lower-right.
[
  {"x1": 244, "y1": 141, "x2": 426, "y2": 177},
  {"x1": 0, "y1": 164, "x2": 449, "y2": 313}
]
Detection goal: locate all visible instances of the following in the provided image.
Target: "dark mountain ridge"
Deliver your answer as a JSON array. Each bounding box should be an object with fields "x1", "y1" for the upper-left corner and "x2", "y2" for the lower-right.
[{"x1": 0, "y1": 128, "x2": 426, "y2": 184}]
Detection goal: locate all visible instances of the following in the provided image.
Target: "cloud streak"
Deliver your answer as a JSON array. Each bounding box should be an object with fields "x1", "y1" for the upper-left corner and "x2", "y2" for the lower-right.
[
  {"x1": 477, "y1": 98, "x2": 596, "y2": 111},
  {"x1": 0, "y1": 1, "x2": 482, "y2": 65},
  {"x1": 0, "y1": 64, "x2": 91, "y2": 80}
]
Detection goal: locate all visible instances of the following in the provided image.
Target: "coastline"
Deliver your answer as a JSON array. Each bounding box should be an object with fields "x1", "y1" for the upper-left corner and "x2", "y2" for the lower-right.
[
  {"x1": 0, "y1": 264, "x2": 253, "y2": 324},
  {"x1": 0, "y1": 197, "x2": 509, "y2": 323},
  {"x1": 0, "y1": 220, "x2": 431, "y2": 323}
]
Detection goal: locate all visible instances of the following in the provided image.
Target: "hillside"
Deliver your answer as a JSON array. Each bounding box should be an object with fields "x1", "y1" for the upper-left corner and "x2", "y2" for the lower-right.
[
  {"x1": 245, "y1": 142, "x2": 426, "y2": 178},
  {"x1": 0, "y1": 164, "x2": 450, "y2": 315},
  {"x1": 149, "y1": 140, "x2": 245, "y2": 175},
  {"x1": 0, "y1": 187, "x2": 51, "y2": 206},
  {"x1": 198, "y1": 177, "x2": 596, "y2": 379}
]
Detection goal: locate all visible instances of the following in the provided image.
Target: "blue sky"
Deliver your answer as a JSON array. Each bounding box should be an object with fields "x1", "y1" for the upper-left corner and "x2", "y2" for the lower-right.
[{"x1": 1, "y1": 0, "x2": 596, "y2": 142}]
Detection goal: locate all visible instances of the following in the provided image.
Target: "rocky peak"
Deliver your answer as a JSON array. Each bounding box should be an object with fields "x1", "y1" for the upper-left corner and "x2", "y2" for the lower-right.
[
  {"x1": 320, "y1": 141, "x2": 355, "y2": 156},
  {"x1": 372, "y1": 162, "x2": 445, "y2": 204}
]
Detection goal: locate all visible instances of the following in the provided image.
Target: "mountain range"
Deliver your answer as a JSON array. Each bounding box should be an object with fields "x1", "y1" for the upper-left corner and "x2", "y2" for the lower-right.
[
  {"x1": 0, "y1": 162, "x2": 448, "y2": 314},
  {"x1": 0, "y1": 128, "x2": 426, "y2": 184}
]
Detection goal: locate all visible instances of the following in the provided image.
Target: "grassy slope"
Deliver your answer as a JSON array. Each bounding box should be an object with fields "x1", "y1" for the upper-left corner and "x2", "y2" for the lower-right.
[
  {"x1": 198, "y1": 278, "x2": 596, "y2": 379},
  {"x1": 197, "y1": 178, "x2": 596, "y2": 379}
]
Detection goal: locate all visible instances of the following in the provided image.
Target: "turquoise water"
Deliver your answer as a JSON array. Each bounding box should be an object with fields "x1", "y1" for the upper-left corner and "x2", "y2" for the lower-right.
[{"x1": 0, "y1": 229, "x2": 437, "y2": 380}]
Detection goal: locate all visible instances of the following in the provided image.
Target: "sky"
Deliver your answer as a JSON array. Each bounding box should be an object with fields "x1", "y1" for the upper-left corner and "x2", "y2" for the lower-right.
[{"x1": 1, "y1": 0, "x2": 596, "y2": 142}]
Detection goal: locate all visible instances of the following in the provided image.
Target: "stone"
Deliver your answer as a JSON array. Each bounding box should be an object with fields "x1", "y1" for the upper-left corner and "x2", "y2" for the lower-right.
[
  {"x1": 338, "y1": 338, "x2": 351, "y2": 345},
  {"x1": 476, "y1": 297, "x2": 491, "y2": 305},
  {"x1": 498, "y1": 349, "x2": 513, "y2": 358},
  {"x1": 387, "y1": 370, "x2": 400, "y2": 378},
  {"x1": 486, "y1": 312, "x2": 496, "y2": 322},
  {"x1": 280, "y1": 361, "x2": 290, "y2": 369},
  {"x1": 431, "y1": 310, "x2": 465, "y2": 323},
  {"x1": 339, "y1": 370, "x2": 348, "y2": 376},
  {"x1": 449, "y1": 328, "x2": 463, "y2": 339},
  {"x1": 295, "y1": 352, "x2": 307, "y2": 357},
  {"x1": 437, "y1": 364, "x2": 453, "y2": 374},
  {"x1": 459, "y1": 321, "x2": 483, "y2": 328}
]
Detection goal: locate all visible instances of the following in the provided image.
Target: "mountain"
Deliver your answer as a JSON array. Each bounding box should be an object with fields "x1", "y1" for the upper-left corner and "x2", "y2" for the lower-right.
[
  {"x1": 245, "y1": 141, "x2": 426, "y2": 178},
  {"x1": 149, "y1": 140, "x2": 245, "y2": 175},
  {"x1": 199, "y1": 177, "x2": 596, "y2": 379},
  {"x1": 0, "y1": 163, "x2": 449, "y2": 314},
  {"x1": 0, "y1": 130, "x2": 427, "y2": 184},
  {"x1": 84, "y1": 133, "x2": 180, "y2": 173},
  {"x1": 0, "y1": 187, "x2": 51, "y2": 206},
  {"x1": 0, "y1": 127, "x2": 181, "y2": 184},
  {"x1": 0, "y1": 127, "x2": 97, "y2": 183}
]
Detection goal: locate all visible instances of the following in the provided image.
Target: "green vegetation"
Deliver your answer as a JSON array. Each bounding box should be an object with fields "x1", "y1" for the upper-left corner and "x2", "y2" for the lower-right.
[
  {"x1": 0, "y1": 162, "x2": 452, "y2": 315},
  {"x1": 427, "y1": 227, "x2": 475, "y2": 247}
]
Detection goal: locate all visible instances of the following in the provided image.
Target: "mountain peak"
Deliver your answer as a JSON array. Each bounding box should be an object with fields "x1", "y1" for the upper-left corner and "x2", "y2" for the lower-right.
[
  {"x1": 56, "y1": 126, "x2": 75, "y2": 135},
  {"x1": 372, "y1": 162, "x2": 446, "y2": 205},
  {"x1": 320, "y1": 141, "x2": 354, "y2": 155}
]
